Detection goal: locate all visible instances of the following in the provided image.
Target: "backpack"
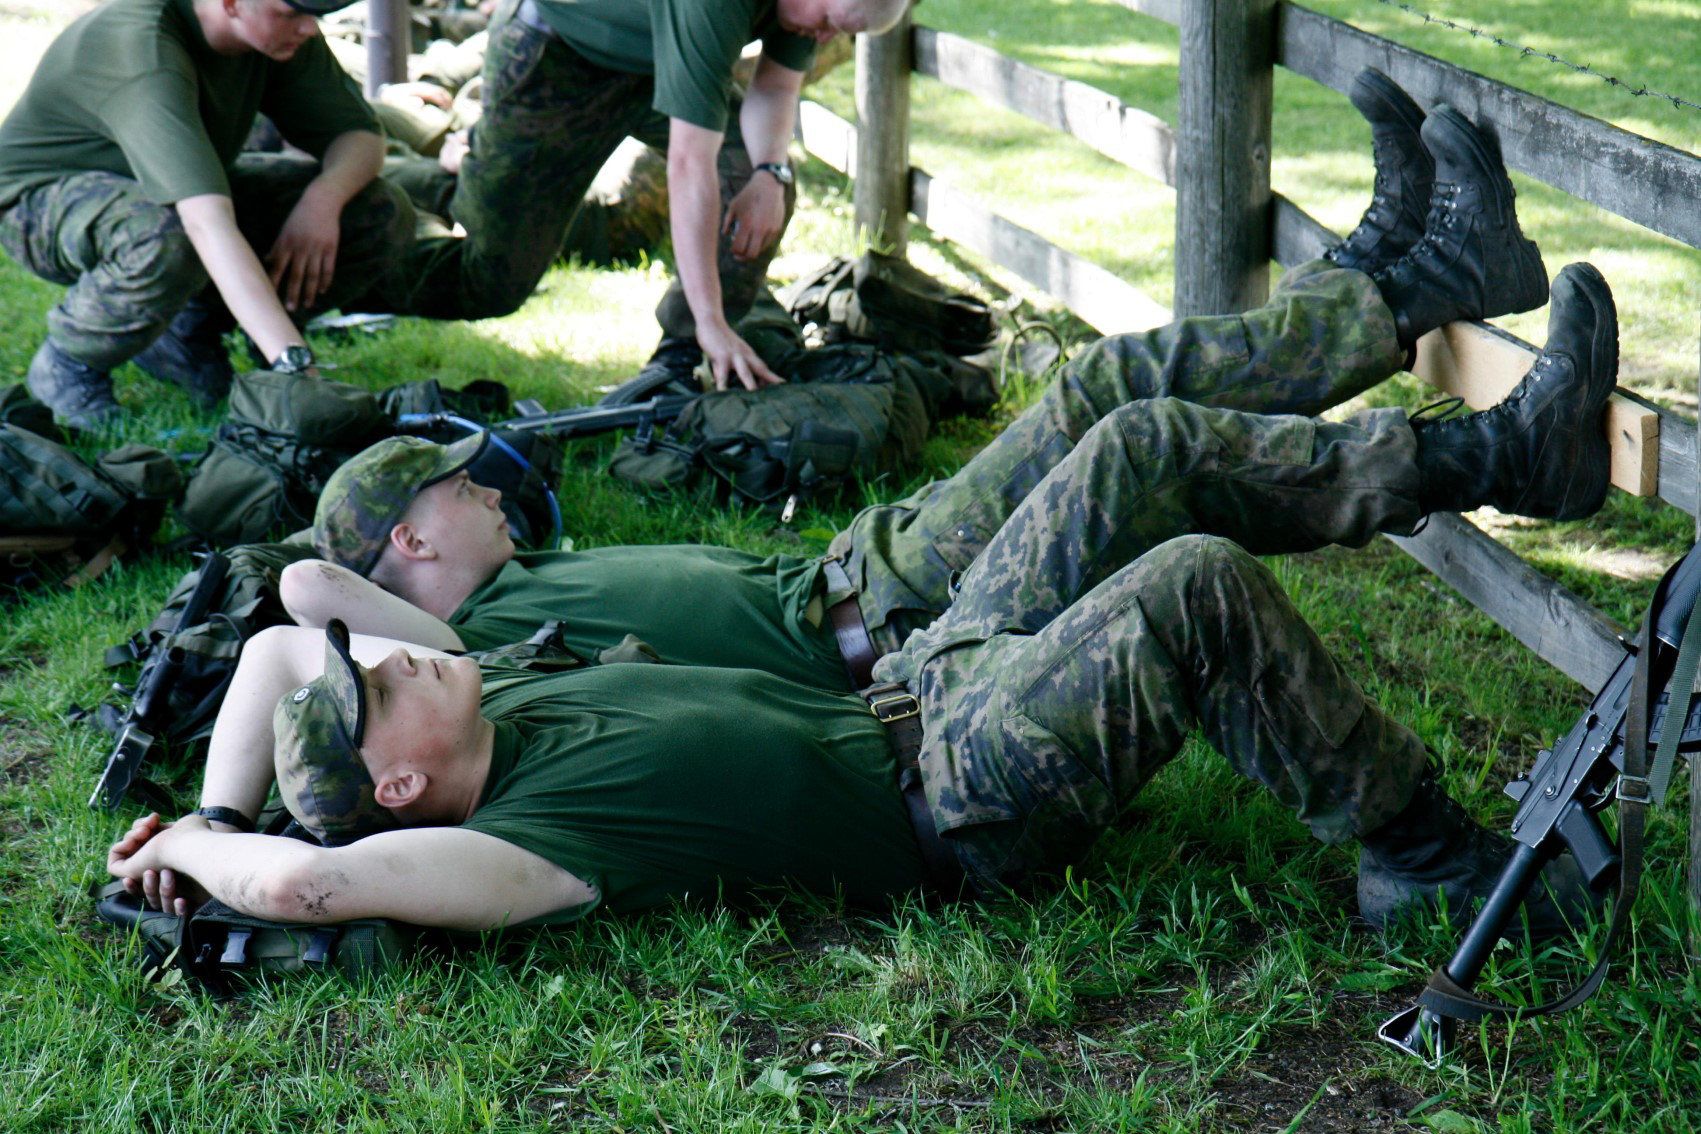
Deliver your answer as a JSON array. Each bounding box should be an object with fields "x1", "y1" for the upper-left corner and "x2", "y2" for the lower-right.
[
  {"x1": 178, "y1": 370, "x2": 392, "y2": 546},
  {"x1": 777, "y1": 250, "x2": 998, "y2": 356},
  {"x1": 94, "y1": 878, "x2": 416, "y2": 996},
  {"x1": 0, "y1": 396, "x2": 183, "y2": 592},
  {"x1": 92, "y1": 540, "x2": 322, "y2": 750},
  {"x1": 607, "y1": 343, "x2": 996, "y2": 512}
]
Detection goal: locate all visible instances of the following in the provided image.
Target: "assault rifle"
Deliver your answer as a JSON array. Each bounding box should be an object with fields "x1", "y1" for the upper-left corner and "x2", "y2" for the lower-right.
[
  {"x1": 88, "y1": 550, "x2": 231, "y2": 812},
  {"x1": 1380, "y1": 540, "x2": 1701, "y2": 1065},
  {"x1": 397, "y1": 393, "x2": 699, "y2": 445}
]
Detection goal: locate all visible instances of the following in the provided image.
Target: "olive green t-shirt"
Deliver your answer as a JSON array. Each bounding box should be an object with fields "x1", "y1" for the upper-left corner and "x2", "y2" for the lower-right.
[
  {"x1": 449, "y1": 547, "x2": 852, "y2": 691},
  {"x1": 535, "y1": 0, "x2": 816, "y2": 131},
  {"x1": 463, "y1": 665, "x2": 927, "y2": 922},
  {"x1": 0, "y1": 0, "x2": 377, "y2": 208}
]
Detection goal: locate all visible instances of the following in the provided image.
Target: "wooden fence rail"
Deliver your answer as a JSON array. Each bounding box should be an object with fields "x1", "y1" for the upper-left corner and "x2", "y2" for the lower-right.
[{"x1": 823, "y1": 0, "x2": 1701, "y2": 901}]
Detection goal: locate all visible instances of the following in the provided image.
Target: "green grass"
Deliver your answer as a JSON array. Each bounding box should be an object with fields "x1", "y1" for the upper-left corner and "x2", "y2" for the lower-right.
[{"x1": 4, "y1": 1, "x2": 1701, "y2": 1131}]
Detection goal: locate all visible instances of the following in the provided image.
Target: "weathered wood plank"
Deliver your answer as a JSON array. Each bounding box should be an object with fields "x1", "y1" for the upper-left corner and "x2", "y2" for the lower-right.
[
  {"x1": 1385, "y1": 512, "x2": 1627, "y2": 693},
  {"x1": 1412, "y1": 323, "x2": 1659, "y2": 498},
  {"x1": 910, "y1": 171, "x2": 1172, "y2": 333},
  {"x1": 797, "y1": 100, "x2": 857, "y2": 176},
  {"x1": 1103, "y1": 0, "x2": 1183, "y2": 27},
  {"x1": 912, "y1": 29, "x2": 1176, "y2": 186},
  {"x1": 1277, "y1": 4, "x2": 1701, "y2": 252},
  {"x1": 854, "y1": 14, "x2": 913, "y2": 254},
  {"x1": 1175, "y1": 0, "x2": 1274, "y2": 315}
]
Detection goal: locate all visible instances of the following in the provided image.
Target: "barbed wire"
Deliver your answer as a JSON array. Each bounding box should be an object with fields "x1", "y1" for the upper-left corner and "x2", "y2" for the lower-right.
[{"x1": 1374, "y1": 0, "x2": 1701, "y2": 114}]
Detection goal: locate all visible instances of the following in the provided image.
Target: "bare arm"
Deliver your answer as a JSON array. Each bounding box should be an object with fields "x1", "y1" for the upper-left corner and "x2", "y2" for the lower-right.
[
  {"x1": 266, "y1": 129, "x2": 386, "y2": 311},
  {"x1": 109, "y1": 814, "x2": 595, "y2": 929},
  {"x1": 199, "y1": 624, "x2": 456, "y2": 828},
  {"x1": 175, "y1": 193, "x2": 306, "y2": 364},
  {"x1": 666, "y1": 117, "x2": 781, "y2": 392},
  {"x1": 280, "y1": 560, "x2": 465, "y2": 651},
  {"x1": 724, "y1": 58, "x2": 804, "y2": 263}
]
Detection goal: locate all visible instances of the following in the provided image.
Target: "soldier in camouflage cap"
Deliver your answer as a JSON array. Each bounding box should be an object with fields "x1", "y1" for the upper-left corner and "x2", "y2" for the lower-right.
[
  {"x1": 314, "y1": 433, "x2": 489, "y2": 577},
  {"x1": 272, "y1": 619, "x2": 403, "y2": 846}
]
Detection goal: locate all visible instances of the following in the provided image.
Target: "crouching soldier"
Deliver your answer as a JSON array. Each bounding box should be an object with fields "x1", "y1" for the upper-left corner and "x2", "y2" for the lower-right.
[{"x1": 0, "y1": 0, "x2": 412, "y2": 426}]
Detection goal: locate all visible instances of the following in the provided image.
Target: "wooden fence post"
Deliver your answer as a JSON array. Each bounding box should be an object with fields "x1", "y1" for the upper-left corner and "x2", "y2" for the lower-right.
[
  {"x1": 1175, "y1": 0, "x2": 1274, "y2": 315},
  {"x1": 854, "y1": 12, "x2": 913, "y2": 256},
  {"x1": 1693, "y1": 341, "x2": 1701, "y2": 926},
  {"x1": 364, "y1": 0, "x2": 410, "y2": 98}
]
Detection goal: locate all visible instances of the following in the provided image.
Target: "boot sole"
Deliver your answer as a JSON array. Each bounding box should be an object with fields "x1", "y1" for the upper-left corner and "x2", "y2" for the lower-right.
[
  {"x1": 1351, "y1": 68, "x2": 1426, "y2": 138},
  {"x1": 1424, "y1": 106, "x2": 1549, "y2": 319},
  {"x1": 1540, "y1": 262, "x2": 1618, "y2": 520}
]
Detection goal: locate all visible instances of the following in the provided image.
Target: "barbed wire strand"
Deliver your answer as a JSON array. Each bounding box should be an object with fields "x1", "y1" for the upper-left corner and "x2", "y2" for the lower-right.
[{"x1": 1375, "y1": 0, "x2": 1701, "y2": 114}]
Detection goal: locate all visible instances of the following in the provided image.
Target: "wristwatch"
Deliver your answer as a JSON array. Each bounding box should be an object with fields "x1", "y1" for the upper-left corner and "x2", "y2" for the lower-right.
[
  {"x1": 270, "y1": 343, "x2": 316, "y2": 375},
  {"x1": 754, "y1": 161, "x2": 794, "y2": 186},
  {"x1": 194, "y1": 806, "x2": 256, "y2": 833}
]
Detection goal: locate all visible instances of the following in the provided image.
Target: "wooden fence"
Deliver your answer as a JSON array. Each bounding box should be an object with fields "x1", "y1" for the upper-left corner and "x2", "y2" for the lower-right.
[{"x1": 806, "y1": 0, "x2": 1701, "y2": 901}]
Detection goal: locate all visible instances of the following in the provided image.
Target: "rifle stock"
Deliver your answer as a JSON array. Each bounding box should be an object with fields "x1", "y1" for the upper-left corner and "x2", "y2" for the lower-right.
[
  {"x1": 88, "y1": 551, "x2": 231, "y2": 812},
  {"x1": 1380, "y1": 541, "x2": 1701, "y2": 1064}
]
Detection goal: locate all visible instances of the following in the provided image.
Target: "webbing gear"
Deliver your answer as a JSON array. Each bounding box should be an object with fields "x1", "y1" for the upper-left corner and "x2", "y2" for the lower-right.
[
  {"x1": 860, "y1": 682, "x2": 962, "y2": 893},
  {"x1": 822, "y1": 557, "x2": 877, "y2": 688}
]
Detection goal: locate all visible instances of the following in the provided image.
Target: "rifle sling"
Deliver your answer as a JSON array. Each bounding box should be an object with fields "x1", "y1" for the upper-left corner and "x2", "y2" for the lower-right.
[{"x1": 1416, "y1": 585, "x2": 1701, "y2": 1024}]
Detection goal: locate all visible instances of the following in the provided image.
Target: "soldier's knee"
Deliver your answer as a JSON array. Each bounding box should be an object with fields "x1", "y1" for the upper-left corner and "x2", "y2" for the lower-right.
[{"x1": 112, "y1": 211, "x2": 207, "y2": 299}]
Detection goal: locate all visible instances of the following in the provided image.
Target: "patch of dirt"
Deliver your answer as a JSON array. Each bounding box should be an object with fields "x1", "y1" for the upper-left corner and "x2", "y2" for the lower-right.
[{"x1": 0, "y1": 717, "x2": 53, "y2": 786}]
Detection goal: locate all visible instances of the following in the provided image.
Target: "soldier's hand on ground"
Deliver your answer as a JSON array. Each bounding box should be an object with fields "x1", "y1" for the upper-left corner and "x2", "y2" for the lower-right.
[
  {"x1": 267, "y1": 193, "x2": 342, "y2": 311},
  {"x1": 378, "y1": 80, "x2": 453, "y2": 111},
  {"x1": 108, "y1": 812, "x2": 210, "y2": 916},
  {"x1": 439, "y1": 130, "x2": 471, "y2": 175},
  {"x1": 699, "y1": 320, "x2": 784, "y2": 391},
  {"x1": 724, "y1": 175, "x2": 786, "y2": 262}
]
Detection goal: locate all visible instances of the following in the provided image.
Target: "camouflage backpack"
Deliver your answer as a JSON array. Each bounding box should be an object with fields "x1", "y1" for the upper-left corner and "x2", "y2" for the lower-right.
[
  {"x1": 0, "y1": 389, "x2": 183, "y2": 592},
  {"x1": 178, "y1": 370, "x2": 392, "y2": 547},
  {"x1": 778, "y1": 250, "x2": 999, "y2": 356},
  {"x1": 607, "y1": 343, "x2": 994, "y2": 512},
  {"x1": 94, "y1": 876, "x2": 416, "y2": 996}
]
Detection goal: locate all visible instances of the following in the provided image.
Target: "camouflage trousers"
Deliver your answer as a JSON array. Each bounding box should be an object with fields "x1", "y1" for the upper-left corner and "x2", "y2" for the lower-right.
[
  {"x1": 0, "y1": 157, "x2": 411, "y2": 371},
  {"x1": 877, "y1": 535, "x2": 1428, "y2": 889},
  {"x1": 386, "y1": 0, "x2": 795, "y2": 327},
  {"x1": 831, "y1": 259, "x2": 1405, "y2": 652}
]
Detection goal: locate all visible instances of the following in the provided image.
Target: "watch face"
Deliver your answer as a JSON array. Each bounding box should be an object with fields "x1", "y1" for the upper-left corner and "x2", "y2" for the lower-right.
[
  {"x1": 759, "y1": 163, "x2": 794, "y2": 185},
  {"x1": 275, "y1": 345, "x2": 315, "y2": 373}
]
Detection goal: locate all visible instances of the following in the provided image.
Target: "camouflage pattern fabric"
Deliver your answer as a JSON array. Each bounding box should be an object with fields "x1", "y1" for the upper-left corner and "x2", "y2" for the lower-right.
[
  {"x1": 0, "y1": 157, "x2": 412, "y2": 371},
  {"x1": 831, "y1": 259, "x2": 1405, "y2": 653},
  {"x1": 273, "y1": 621, "x2": 400, "y2": 847},
  {"x1": 314, "y1": 433, "x2": 488, "y2": 576},
  {"x1": 385, "y1": 1, "x2": 795, "y2": 325},
  {"x1": 875, "y1": 534, "x2": 1428, "y2": 890}
]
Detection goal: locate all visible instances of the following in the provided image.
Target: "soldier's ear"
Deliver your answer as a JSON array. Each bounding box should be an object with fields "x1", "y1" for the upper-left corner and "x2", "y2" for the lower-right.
[
  {"x1": 374, "y1": 769, "x2": 427, "y2": 810},
  {"x1": 387, "y1": 522, "x2": 438, "y2": 562}
]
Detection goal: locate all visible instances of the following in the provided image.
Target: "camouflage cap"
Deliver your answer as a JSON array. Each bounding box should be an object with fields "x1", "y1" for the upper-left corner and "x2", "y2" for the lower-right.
[
  {"x1": 273, "y1": 619, "x2": 400, "y2": 846},
  {"x1": 313, "y1": 433, "x2": 488, "y2": 576}
]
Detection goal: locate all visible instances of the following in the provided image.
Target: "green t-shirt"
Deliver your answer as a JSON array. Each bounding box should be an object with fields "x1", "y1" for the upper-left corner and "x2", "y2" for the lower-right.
[
  {"x1": 0, "y1": 0, "x2": 377, "y2": 208},
  {"x1": 463, "y1": 665, "x2": 927, "y2": 922},
  {"x1": 450, "y1": 547, "x2": 852, "y2": 690},
  {"x1": 535, "y1": 0, "x2": 816, "y2": 131}
]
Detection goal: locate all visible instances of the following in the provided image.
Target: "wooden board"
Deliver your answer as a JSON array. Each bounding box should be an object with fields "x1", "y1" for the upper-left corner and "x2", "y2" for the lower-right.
[
  {"x1": 1385, "y1": 513, "x2": 1627, "y2": 693},
  {"x1": 1411, "y1": 322, "x2": 1660, "y2": 497},
  {"x1": 913, "y1": 29, "x2": 1176, "y2": 187}
]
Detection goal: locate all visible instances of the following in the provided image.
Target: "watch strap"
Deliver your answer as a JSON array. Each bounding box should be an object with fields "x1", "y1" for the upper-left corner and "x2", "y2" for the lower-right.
[{"x1": 195, "y1": 806, "x2": 256, "y2": 833}]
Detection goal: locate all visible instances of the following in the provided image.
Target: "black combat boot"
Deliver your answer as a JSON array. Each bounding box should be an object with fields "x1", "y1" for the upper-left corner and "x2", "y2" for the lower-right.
[
  {"x1": 132, "y1": 298, "x2": 235, "y2": 410},
  {"x1": 1412, "y1": 262, "x2": 1617, "y2": 521},
  {"x1": 26, "y1": 339, "x2": 119, "y2": 429},
  {"x1": 1323, "y1": 68, "x2": 1433, "y2": 275},
  {"x1": 1357, "y1": 774, "x2": 1598, "y2": 940},
  {"x1": 1373, "y1": 105, "x2": 1549, "y2": 351}
]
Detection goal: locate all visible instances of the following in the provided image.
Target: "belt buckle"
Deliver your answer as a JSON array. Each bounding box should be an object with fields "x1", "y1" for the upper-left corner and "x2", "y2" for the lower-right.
[{"x1": 870, "y1": 692, "x2": 919, "y2": 723}]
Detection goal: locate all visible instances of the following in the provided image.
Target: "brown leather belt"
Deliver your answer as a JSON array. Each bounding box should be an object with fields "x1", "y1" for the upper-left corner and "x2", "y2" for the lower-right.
[
  {"x1": 861, "y1": 682, "x2": 964, "y2": 893},
  {"x1": 822, "y1": 557, "x2": 878, "y2": 688}
]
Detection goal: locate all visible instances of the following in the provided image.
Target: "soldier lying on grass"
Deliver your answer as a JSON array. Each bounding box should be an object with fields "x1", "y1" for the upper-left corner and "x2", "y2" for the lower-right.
[
  {"x1": 108, "y1": 71, "x2": 1616, "y2": 942},
  {"x1": 107, "y1": 246, "x2": 1621, "y2": 942}
]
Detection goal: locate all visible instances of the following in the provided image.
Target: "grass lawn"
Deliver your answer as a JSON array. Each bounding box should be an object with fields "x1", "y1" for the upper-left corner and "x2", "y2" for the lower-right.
[{"x1": 3, "y1": 1, "x2": 1699, "y2": 1130}]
